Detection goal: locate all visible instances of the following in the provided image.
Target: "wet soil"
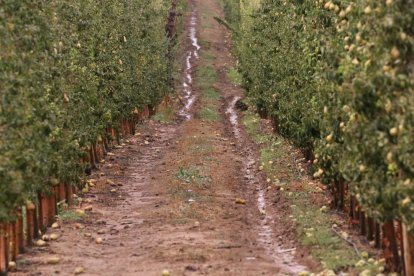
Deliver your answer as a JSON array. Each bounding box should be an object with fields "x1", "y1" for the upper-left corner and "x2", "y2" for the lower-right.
[{"x1": 11, "y1": 0, "x2": 317, "y2": 275}]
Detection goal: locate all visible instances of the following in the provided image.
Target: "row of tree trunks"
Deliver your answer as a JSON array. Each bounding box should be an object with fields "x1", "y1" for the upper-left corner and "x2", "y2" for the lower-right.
[
  {"x1": 383, "y1": 221, "x2": 402, "y2": 272},
  {"x1": 0, "y1": 185, "x2": 72, "y2": 273},
  {"x1": 266, "y1": 110, "x2": 414, "y2": 274},
  {"x1": 340, "y1": 182, "x2": 413, "y2": 273},
  {"x1": 11, "y1": 215, "x2": 24, "y2": 260},
  {"x1": 0, "y1": 106, "x2": 153, "y2": 274},
  {"x1": 403, "y1": 224, "x2": 414, "y2": 276},
  {"x1": 0, "y1": 224, "x2": 9, "y2": 276},
  {"x1": 332, "y1": 178, "x2": 346, "y2": 210}
]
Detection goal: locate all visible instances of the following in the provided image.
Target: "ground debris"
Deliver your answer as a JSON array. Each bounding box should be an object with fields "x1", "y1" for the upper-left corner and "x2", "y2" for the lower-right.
[{"x1": 235, "y1": 198, "x2": 246, "y2": 204}]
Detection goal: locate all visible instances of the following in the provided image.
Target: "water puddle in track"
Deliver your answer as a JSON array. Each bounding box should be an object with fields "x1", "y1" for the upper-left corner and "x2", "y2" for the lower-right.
[
  {"x1": 179, "y1": 6, "x2": 201, "y2": 120},
  {"x1": 226, "y1": 95, "x2": 307, "y2": 274},
  {"x1": 226, "y1": 95, "x2": 241, "y2": 139}
]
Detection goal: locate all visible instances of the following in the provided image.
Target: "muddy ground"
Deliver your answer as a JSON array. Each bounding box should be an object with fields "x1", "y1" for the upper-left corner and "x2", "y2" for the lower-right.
[{"x1": 10, "y1": 0, "x2": 328, "y2": 275}]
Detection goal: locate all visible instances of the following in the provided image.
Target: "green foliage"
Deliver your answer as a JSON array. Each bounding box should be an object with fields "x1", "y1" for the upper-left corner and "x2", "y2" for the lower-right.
[
  {"x1": 224, "y1": 0, "x2": 414, "y2": 232},
  {"x1": 199, "y1": 107, "x2": 220, "y2": 121},
  {"x1": 196, "y1": 66, "x2": 218, "y2": 91},
  {"x1": 57, "y1": 201, "x2": 82, "y2": 221},
  {"x1": 0, "y1": 0, "x2": 178, "y2": 222},
  {"x1": 203, "y1": 87, "x2": 221, "y2": 100},
  {"x1": 242, "y1": 109, "x2": 363, "y2": 271},
  {"x1": 227, "y1": 67, "x2": 242, "y2": 86},
  {"x1": 175, "y1": 167, "x2": 211, "y2": 189},
  {"x1": 152, "y1": 106, "x2": 175, "y2": 123}
]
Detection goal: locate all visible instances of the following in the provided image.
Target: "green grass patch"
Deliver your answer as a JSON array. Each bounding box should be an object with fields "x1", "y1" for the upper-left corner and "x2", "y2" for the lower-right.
[
  {"x1": 241, "y1": 112, "x2": 269, "y2": 143},
  {"x1": 175, "y1": 167, "x2": 212, "y2": 189},
  {"x1": 203, "y1": 87, "x2": 221, "y2": 100},
  {"x1": 196, "y1": 66, "x2": 218, "y2": 91},
  {"x1": 291, "y1": 198, "x2": 357, "y2": 270},
  {"x1": 57, "y1": 202, "x2": 83, "y2": 221},
  {"x1": 152, "y1": 106, "x2": 174, "y2": 123},
  {"x1": 228, "y1": 67, "x2": 242, "y2": 86},
  {"x1": 196, "y1": 64, "x2": 221, "y2": 121},
  {"x1": 199, "y1": 107, "x2": 220, "y2": 121},
  {"x1": 195, "y1": 44, "x2": 222, "y2": 121}
]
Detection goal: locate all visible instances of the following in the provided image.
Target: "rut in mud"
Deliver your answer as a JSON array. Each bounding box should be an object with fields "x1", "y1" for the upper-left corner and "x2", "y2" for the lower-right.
[{"x1": 11, "y1": 0, "x2": 312, "y2": 275}]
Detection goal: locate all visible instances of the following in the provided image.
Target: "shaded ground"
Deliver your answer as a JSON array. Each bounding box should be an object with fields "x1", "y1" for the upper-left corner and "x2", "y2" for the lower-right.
[{"x1": 10, "y1": 0, "x2": 370, "y2": 275}]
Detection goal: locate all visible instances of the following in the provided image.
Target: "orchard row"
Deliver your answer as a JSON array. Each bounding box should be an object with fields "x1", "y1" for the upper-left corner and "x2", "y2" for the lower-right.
[
  {"x1": 225, "y1": 0, "x2": 414, "y2": 236},
  {"x1": 0, "y1": 0, "x2": 184, "y2": 222}
]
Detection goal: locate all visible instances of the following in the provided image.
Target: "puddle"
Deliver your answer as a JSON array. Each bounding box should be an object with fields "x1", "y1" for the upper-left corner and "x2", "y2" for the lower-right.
[
  {"x1": 226, "y1": 95, "x2": 307, "y2": 274},
  {"x1": 226, "y1": 96, "x2": 241, "y2": 139},
  {"x1": 179, "y1": 7, "x2": 201, "y2": 120}
]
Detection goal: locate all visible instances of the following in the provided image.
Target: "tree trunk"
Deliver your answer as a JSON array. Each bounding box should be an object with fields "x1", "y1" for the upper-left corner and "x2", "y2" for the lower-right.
[
  {"x1": 383, "y1": 220, "x2": 401, "y2": 272},
  {"x1": 0, "y1": 224, "x2": 8, "y2": 275},
  {"x1": 367, "y1": 217, "x2": 375, "y2": 241},
  {"x1": 360, "y1": 211, "x2": 367, "y2": 236},
  {"x1": 403, "y1": 224, "x2": 414, "y2": 276}
]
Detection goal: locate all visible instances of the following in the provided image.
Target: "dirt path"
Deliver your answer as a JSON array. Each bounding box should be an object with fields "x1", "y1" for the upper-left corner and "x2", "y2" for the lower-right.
[{"x1": 11, "y1": 1, "x2": 311, "y2": 275}]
